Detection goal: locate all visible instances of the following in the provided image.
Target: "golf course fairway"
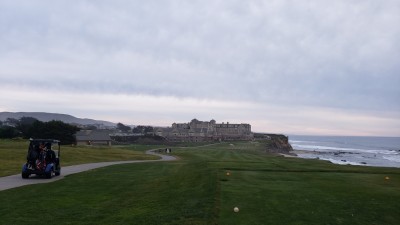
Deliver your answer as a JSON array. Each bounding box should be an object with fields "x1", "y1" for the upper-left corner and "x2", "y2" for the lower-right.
[{"x1": 0, "y1": 142, "x2": 399, "y2": 225}]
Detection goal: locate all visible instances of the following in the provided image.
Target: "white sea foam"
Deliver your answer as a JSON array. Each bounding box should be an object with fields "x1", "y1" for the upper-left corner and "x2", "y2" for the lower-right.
[
  {"x1": 383, "y1": 155, "x2": 400, "y2": 163},
  {"x1": 296, "y1": 153, "x2": 364, "y2": 166},
  {"x1": 319, "y1": 157, "x2": 364, "y2": 166},
  {"x1": 291, "y1": 144, "x2": 396, "y2": 155},
  {"x1": 290, "y1": 140, "x2": 316, "y2": 143}
]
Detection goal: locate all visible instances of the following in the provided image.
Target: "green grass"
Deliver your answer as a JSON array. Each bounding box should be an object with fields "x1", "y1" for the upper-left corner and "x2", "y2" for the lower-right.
[
  {"x1": 0, "y1": 141, "x2": 399, "y2": 224},
  {"x1": 0, "y1": 139, "x2": 159, "y2": 177}
]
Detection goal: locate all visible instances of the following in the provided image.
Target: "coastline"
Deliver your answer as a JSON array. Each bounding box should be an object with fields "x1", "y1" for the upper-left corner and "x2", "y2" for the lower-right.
[
  {"x1": 288, "y1": 135, "x2": 400, "y2": 168},
  {"x1": 283, "y1": 149, "x2": 400, "y2": 168}
]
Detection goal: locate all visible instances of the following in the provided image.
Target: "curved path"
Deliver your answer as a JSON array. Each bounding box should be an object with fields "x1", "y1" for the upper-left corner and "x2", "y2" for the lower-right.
[{"x1": 0, "y1": 150, "x2": 176, "y2": 191}]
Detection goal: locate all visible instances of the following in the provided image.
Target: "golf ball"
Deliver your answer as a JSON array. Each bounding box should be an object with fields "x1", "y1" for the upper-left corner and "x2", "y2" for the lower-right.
[{"x1": 234, "y1": 207, "x2": 239, "y2": 212}]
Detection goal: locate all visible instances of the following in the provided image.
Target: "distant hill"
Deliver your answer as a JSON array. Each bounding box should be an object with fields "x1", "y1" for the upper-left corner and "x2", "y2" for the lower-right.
[{"x1": 0, "y1": 112, "x2": 116, "y2": 127}]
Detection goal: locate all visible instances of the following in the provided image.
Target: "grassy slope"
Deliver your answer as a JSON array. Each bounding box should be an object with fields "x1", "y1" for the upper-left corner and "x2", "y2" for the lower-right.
[
  {"x1": 0, "y1": 141, "x2": 399, "y2": 225},
  {"x1": 0, "y1": 139, "x2": 159, "y2": 177}
]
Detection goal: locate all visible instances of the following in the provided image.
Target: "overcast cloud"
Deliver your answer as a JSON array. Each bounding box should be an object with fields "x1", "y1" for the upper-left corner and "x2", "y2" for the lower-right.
[{"x1": 0, "y1": 0, "x2": 399, "y2": 136}]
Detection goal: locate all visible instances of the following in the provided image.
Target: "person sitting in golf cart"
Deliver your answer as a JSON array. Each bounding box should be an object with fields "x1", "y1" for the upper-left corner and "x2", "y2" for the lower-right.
[
  {"x1": 36, "y1": 142, "x2": 47, "y2": 170},
  {"x1": 27, "y1": 142, "x2": 39, "y2": 170},
  {"x1": 45, "y1": 143, "x2": 56, "y2": 164}
]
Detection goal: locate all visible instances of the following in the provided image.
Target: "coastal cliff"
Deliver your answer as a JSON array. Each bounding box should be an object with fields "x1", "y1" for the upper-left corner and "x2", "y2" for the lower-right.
[{"x1": 254, "y1": 133, "x2": 293, "y2": 153}]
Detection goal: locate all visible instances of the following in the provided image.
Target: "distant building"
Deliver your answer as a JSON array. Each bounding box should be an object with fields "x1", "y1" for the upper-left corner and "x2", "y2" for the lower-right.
[
  {"x1": 75, "y1": 130, "x2": 112, "y2": 146},
  {"x1": 155, "y1": 119, "x2": 253, "y2": 142}
]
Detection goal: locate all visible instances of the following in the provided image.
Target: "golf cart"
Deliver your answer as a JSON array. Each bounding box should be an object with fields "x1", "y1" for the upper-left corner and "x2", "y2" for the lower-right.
[{"x1": 22, "y1": 139, "x2": 61, "y2": 179}]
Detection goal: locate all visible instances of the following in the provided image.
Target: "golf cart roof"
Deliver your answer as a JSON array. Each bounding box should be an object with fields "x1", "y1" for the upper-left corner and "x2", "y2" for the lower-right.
[{"x1": 29, "y1": 138, "x2": 60, "y2": 144}]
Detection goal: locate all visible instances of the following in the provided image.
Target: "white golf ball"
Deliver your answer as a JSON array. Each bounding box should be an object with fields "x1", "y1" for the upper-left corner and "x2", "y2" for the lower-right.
[{"x1": 234, "y1": 207, "x2": 239, "y2": 212}]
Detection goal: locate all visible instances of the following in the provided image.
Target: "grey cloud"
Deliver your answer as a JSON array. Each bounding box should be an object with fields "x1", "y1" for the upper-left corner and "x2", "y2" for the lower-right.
[{"x1": 1, "y1": 0, "x2": 399, "y2": 113}]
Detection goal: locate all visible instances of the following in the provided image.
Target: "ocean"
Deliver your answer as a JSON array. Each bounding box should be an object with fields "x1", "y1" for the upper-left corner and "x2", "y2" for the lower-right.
[{"x1": 289, "y1": 135, "x2": 400, "y2": 168}]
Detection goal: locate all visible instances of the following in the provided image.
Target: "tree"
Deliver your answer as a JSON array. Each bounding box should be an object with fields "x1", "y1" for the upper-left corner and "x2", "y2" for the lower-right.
[
  {"x1": 117, "y1": 122, "x2": 131, "y2": 132},
  {"x1": 132, "y1": 126, "x2": 141, "y2": 134},
  {"x1": 0, "y1": 126, "x2": 19, "y2": 138},
  {"x1": 29, "y1": 120, "x2": 80, "y2": 145},
  {"x1": 132, "y1": 125, "x2": 153, "y2": 134},
  {"x1": 16, "y1": 117, "x2": 39, "y2": 138},
  {"x1": 0, "y1": 117, "x2": 80, "y2": 144},
  {"x1": 0, "y1": 117, "x2": 37, "y2": 138},
  {"x1": 143, "y1": 126, "x2": 153, "y2": 134},
  {"x1": 19, "y1": 117, "x2": 39, "y2": 125}
]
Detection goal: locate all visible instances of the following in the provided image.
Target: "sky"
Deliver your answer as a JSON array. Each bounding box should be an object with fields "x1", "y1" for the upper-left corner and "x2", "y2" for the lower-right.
[{"x1": 0, "y1": 0, "x2": 399, "y2": 136}]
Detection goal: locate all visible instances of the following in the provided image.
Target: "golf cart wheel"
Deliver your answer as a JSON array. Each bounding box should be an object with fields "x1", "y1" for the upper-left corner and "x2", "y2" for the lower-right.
[
  {"x1": 22, "y1": 172, "x2": 29, "y2": 179},
  {"x1": 55, "y1": 170, "x2": 60, "y2": 176},
  {"x1": 45, "y1": 171, "x2": 52, "y2": 179}
]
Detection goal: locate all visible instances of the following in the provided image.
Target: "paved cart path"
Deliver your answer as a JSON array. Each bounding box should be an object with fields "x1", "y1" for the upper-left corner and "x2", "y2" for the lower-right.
[{"x1": 0, "y1": 150, "x2": 176, "y2": 191}]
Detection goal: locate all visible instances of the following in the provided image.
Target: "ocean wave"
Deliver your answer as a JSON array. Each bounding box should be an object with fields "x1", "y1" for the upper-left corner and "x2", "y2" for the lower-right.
[
  {"x1": 291, "y1": 144, "x2": 397, "y2": 155},
  {"x1": 296, "y1": 153, "x2": 364, "y2": 166},
  {"x1": 319, "y1": 157, "x2": 364, "y2": 166},
  {"x1": 295, "y1": 152, "x2": 400, "y2": 168},
  {"x1": 383, "y1": 155, "x2": 400, "y2": 163},
  {"x1": 290, "y1": 140, "x2": 316, "y2": 143}
]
